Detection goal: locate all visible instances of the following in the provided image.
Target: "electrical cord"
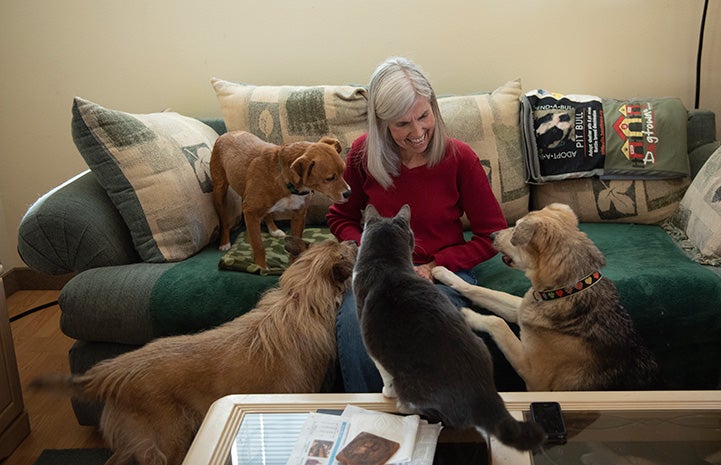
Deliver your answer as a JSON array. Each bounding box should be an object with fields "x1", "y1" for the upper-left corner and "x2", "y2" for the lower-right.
[
  {"x1": 695, "y1": 0, "x2": 709, "y2": 109},
  {"x1": 9, "y1": 300, "x2": 59, "y2": 323}
]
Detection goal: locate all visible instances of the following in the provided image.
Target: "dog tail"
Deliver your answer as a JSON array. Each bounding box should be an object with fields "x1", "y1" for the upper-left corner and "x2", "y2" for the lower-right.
[
  {"x1": 491, "y1": 415, "x2": 546, "y2": 451},
  {"x1": 29, "y1": 373, "x2": 82, "y2": 396}
]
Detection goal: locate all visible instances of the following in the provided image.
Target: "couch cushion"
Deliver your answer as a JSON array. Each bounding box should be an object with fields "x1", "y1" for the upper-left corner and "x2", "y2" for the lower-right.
[
  {"x1": 531, "y1": 176, "x2": 689, "y2": 223},
  {"x1": 211, "y1": 78, "x2": 369, "y2": 225},
  {"x1": 672, "y1": 145, "x2": 721, "y2": 258},
  {"x1": 438, "y1": 80, "x2": 529, "y2": 225},
  {"x1": 72, "y1": 97, "x2": 220, "y2": 262},
  {"x1": 218, "y1": 227, "x2": 336, "y2": 275}
]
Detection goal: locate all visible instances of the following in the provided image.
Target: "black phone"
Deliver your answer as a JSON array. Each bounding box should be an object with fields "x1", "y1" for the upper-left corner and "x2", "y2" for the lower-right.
[{"x1": 530, "y1": 401, "x2": 567, "y2": 444}]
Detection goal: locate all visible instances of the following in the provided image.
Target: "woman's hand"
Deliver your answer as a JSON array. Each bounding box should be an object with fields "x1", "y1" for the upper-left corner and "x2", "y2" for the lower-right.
[{"x1": 414, "y1": 261, "x2": 437, "y2": 281}]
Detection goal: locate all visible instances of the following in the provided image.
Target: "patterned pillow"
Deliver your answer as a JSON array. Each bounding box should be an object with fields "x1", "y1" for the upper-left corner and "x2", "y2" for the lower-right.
[
  {"x1": 672, "y1": 145, "x2": 721, "y2": 257},
  {"x1": 211, "y1": 78, "x2": 368, "y2": 224},
  {"x1": 531, "y1": 176, "x2": 690, "y2": 224},
  {"x1": 72, "y1": 97, "x2": 220, "y2": 262},
  {"x1": 438, "y1": 80, "x2": 529, "y2": 224}
]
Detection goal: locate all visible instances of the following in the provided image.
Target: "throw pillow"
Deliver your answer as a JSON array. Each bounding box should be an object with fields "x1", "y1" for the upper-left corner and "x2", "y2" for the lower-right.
[
  {"x1": 72, "y1": 97, "x2": 220, "y2": 262},
  {"x1": 211, "y1": 78, "x2": 368, "y2": 224},
  {"x1": 438, "y1": 80, "x2": 529, "y2": 224},
  {"x1": 531, "y1": 177, "x2": 689, "y2": 224},
  {"x1": 672, "y1": 145, "x2": 721, "y2": 257}
]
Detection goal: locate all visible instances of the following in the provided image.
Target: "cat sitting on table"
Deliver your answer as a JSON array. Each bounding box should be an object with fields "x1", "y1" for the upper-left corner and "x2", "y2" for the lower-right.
[{"x1": 353, "y1": 204, "x2": 545, "y2": 452}]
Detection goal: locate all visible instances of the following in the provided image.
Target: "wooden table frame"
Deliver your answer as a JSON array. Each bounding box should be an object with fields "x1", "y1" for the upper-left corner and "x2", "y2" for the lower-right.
[{"x1": 183, "y1": 391, "x2": 721, "y2": 465}]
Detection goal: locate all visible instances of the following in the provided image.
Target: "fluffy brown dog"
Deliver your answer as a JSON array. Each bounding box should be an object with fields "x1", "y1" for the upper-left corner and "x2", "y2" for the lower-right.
[
  {"x1": 210, "y1": 131, "x2": 351, "y2": 269},
  {"x1": 31, "y1": 237, "x2": 357, "y2": 465},
  {"x1": 432, "y1": 203, "x2": 660, "y2": 391}
]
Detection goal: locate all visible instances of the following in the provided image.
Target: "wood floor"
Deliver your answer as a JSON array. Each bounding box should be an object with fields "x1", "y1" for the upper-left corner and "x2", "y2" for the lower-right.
[{"x1": 4, "y1": 290, "x2": 105, "y2": 465}]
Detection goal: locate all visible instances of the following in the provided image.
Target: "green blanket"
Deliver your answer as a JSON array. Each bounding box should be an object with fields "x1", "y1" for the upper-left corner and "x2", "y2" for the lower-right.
[{"x1": 218, "y1": 228, "x2": 336, "y2": 275}]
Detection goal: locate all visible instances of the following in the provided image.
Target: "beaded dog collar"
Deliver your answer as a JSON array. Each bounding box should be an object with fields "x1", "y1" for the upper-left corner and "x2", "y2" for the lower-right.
[{"x1": 533, "y1": 270, "x2": 603, "y2": 301}]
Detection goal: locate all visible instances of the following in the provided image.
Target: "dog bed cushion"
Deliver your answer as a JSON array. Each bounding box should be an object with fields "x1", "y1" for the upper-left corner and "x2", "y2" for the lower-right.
[
  {"x1": 218, "y1": 228, "x2": 336, "y2": 275},
  {"x1": 72, "y1": 98, "x2": 220, "y2": 262}
]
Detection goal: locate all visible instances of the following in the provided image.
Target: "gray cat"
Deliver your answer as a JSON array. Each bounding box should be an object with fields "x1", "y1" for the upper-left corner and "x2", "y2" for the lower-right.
[{"x1": 354, "y1": 204, "x2": 545, "y2": 451}]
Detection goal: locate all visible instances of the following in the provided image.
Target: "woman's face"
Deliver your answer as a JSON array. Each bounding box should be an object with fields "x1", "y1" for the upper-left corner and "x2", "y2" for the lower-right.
[{"x1": 388, "y1": 95, "x2": 435, "y2": 157}]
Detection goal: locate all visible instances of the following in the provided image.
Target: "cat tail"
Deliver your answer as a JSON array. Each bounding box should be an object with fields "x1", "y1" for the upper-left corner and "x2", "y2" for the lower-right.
[{"x1": 491, "y1": 415, "x2": 546, "y2": 451}]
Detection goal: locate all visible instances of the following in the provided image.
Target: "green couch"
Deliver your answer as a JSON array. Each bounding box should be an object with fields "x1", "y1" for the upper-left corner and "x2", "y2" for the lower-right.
[{"x1": 17, "y1": 79, "x2": 721, "y2": 426}]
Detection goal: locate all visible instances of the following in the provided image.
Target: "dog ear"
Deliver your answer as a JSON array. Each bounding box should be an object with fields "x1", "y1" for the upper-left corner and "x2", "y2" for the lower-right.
[
  {"x1": 284, "y1": 235, "x2": 310, "y2": 260},
  {"x1": 331, "y1": 261, "x2": 354, "y2": 284},
  {"x1": 510, "y1": 218, "x2": 536, "y2": 246},
  {"x1": 289, "y1": 156, "x2": 315, "y2": 185},
  {"x1": 319, "y1": 136, "x2": 342, "y2": 154}
]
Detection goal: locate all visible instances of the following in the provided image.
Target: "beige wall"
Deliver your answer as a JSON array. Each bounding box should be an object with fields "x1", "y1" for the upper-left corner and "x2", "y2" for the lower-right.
[{"x1": 1, "y1": 0, "x2": 718, "y2": 271}]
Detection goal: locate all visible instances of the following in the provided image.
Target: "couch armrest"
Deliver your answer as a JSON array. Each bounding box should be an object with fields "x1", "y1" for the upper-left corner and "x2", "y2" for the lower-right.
[{"x1": 18, "y1": 170, "x2": 141, "y2": 274}]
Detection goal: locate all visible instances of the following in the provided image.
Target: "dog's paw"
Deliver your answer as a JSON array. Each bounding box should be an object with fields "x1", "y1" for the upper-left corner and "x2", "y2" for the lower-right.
[
  {"x1": 218, "y1": 242, "x2": 231, "y2": 251},
  {"x1": 431, "y1": 266, "x2": 456, "y2": 285},
  {"x1": 269, "y1": 229, "x2": 286, "y2": 238},
  {"x1": 461, "y1": 308, "x2": 501, "y2": 333}
]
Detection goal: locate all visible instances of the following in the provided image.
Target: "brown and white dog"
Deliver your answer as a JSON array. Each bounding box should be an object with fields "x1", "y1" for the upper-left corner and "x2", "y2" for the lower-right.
[
  {"x1": 31, "y1": 237, "x2": 358, "y2": 465},
  {"x1": 210, "y1": 131, "x2": 351, "y2": 269},
  {"x1": 432, "y1": 203, "x2": 660, "y2": 391}
]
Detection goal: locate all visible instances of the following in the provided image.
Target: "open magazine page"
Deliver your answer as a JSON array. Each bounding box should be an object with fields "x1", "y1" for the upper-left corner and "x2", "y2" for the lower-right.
[
  {"x1": 285, "y1": 406, "x2": 442, "y2": 465},
  {"x1": 285, "y1": 412, "x2": 350, "y2": 465}
]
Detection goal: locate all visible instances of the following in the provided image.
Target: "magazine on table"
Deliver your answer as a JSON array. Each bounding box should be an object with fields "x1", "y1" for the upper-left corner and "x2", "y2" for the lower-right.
[{"x1": 285, "y1": 405, "x2": 442, "y2": 465}]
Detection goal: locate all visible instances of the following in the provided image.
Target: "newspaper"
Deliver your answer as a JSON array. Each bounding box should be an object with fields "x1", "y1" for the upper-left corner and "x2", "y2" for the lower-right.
[{"x1": 285, "y1": 405, "x2": 442, "y2": 465}]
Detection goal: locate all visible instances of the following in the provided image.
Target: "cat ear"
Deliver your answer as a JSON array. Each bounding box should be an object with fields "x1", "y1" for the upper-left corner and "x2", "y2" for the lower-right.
[
  {"x1": 397, "y1": 204, "x2": 411, "y2": 222},
  {"x1": 364, "y1": 204, "x2": 380, "y2": 224}
]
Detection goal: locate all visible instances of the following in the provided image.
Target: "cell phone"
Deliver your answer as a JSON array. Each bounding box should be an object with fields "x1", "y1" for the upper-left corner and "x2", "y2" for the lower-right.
[{"x1": 530, "y1": 401, "x2": 567, "y2": 444}]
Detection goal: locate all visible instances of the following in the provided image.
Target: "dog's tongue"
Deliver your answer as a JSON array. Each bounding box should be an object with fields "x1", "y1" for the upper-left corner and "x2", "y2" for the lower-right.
[{"x1": 501, "y1": 254, "x2": 513, "y2": 267}]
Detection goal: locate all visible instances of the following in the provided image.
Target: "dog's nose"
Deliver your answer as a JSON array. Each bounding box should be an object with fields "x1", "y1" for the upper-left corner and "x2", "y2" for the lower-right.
[
  {"x1": 343, "y1": 189, "x2": 352, "y2": 199},
  {"x1": 490, "y1": 231, "x2": 498, "y2": 240}
]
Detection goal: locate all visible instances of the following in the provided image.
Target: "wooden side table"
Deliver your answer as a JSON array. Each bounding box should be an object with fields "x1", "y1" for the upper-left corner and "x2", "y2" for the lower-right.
[{"x1": 0, "y1": 264, "x2": 31, "y2": 460}]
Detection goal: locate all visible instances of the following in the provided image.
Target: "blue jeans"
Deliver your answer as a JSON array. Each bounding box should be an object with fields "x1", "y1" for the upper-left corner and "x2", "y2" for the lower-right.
[{"x1": 336, "y1": 269, "x2": 477, "y2": 393}]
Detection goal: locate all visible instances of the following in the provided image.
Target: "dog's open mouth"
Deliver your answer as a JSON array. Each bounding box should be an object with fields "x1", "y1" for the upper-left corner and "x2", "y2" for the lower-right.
[{"x1": 501, "y1": 254, "x2": 514, "y2": 267}]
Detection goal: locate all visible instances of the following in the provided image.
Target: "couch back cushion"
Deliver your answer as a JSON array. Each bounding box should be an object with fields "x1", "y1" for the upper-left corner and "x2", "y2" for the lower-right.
[
  {"x1": 438, "y1": 80, "x2": 529, "y2": 224},
  {"x1": 72, "y1": 97, "x2": 220, "y2": 262},
  {"x1": 212, "y1": 78, "x2": 528, "y2": 225},
  {"x1": 531, "y1": 176, "x2": 690, "y2": 224}
]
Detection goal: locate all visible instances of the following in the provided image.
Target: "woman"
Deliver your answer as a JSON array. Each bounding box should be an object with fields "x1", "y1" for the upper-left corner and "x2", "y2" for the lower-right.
[{"x1": 327, "y1": 57, "x2": 508, "y2": 392}]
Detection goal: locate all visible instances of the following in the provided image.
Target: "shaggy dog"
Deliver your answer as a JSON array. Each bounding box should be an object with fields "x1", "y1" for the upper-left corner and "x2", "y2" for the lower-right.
[
  {"x1": 32, "y1": 237, "x2": 357, "y2": 465},
  {"x1": 432, "y1": 203, "x2": 660, "y2": 391}
]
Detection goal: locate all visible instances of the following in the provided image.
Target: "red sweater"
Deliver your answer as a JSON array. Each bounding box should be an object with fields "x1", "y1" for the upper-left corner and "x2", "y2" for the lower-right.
[{"x1": 327, "y1": 135, "x2": 508, "y2": 271}]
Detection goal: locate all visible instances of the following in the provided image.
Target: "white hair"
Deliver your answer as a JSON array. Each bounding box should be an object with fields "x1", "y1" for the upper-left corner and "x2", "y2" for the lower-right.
[{"x1": 365, "y1": 57, "x2": 448, "y2": 189}]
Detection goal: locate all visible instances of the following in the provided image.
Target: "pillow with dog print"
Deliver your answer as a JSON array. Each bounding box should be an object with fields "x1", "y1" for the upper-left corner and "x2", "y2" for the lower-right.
[{"x1": 72, "y1": 97, "x2": 220, "y2": 262}]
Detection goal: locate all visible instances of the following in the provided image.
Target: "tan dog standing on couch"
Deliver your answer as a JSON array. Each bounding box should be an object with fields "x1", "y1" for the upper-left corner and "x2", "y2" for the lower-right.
[
  {"x1": 432, "y1": 203, "x2": 661, "y2": 391},
  {"x1": 31, "y1": 236, "x2": 358, "y2": 465},
  {"x1": 210, "y1": 130, "x2": 351, "y2": 269}
]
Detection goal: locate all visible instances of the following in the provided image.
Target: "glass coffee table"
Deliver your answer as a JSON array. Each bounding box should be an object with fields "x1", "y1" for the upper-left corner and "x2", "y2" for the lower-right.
[{"x1": 183, "y1": 391, "x2": 721, "y2": 465}]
